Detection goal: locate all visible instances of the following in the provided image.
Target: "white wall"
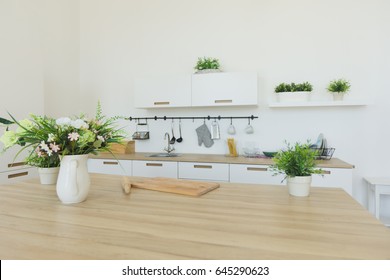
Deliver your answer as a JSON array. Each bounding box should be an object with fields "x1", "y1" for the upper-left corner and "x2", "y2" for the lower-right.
[{"x1": 78, "y1": 0, "x2": 390, "y2": 206}]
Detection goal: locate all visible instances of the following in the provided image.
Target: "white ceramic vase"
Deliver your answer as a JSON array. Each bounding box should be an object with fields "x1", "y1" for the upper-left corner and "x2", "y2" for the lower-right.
[
  {"x1": 38, "y1": 167, "x2": 60, "y2": 185},
  {"x1": 277, "y1": 91, "x2": 310, "y2": 102},
  {"x1": 332, "y1": 93, "x2": 344, "y2": 101},
  {"x1": 287, "y1": 176, "x2": 312, "y2": 197},
  {"x1": 56, "y1": 154, "x2": 90, "y2": 204}
]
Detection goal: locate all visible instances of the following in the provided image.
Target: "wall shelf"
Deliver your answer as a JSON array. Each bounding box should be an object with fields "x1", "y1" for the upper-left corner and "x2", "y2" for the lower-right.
[{"x1": 268, "y1": 100, "x2": 369, "y2": 108}]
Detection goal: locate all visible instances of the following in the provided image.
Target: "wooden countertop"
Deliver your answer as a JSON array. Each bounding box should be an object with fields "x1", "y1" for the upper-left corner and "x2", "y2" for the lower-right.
[
  {"x1": 90, "y1": 152, "x2": 354, "y2": 169},
  {"x1": 1, "y1": 174, "x2": 389, "y2": 260}
]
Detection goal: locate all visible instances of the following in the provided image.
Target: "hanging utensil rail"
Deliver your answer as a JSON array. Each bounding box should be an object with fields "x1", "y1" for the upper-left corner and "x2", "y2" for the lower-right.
[{"x1": 126, "y1": 115, "x2": 258, "y2": 122}]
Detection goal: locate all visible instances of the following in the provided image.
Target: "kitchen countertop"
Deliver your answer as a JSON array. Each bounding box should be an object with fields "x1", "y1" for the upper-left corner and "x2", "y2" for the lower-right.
[
  {"x1": 1, "y1": 173, "x2": 388, "y2": 260},
  {"x1": 90, "y1": 152, "x2": 354, "y2": 169}
]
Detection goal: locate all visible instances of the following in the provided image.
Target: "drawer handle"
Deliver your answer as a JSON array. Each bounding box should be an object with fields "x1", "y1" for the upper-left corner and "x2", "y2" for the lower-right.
[
  {"x1": 103, "y1": 161, "x2": 118, "y2": 165},
  {"x1": 8, "y1": 171, "x2": 29, "y2": 179},
  {"x1": 154, "y1": 101, "x2": 170, "y2": 105},
  {"x1": 146, "y1": 163, "x2": 163, "y2": 167},
  {"x1": 8, "y1": 161, "x2": 26, "y2": 168},
  {"x1": 321, "y1": 170, "x2": 331, "y2": 175},
  {"x1": 194, "y1": 165, "x2": 212, "y2": 169},
  {"x1": 247, "y1": 167, "x2": 268, "y2": 172},
  {"x1": 214, "y1": 99, "x2": 233, "y2": 104}
]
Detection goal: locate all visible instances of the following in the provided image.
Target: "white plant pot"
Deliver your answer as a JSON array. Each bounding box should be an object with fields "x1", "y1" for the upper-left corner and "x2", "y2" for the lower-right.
[
  {"x1": 287, "y1": 176, "x2": 312, "y2": 197},
  {"x1": 332, "y1": 93, "x2": 344, "y2": 101},
  {"x1": 276, "y1": 91, "x2": 310, "y2": 102},
  {"x1": 56, "y1": 155, "x2": 90, "y2": 204},
  {"x1": 38, "y1": 167, "x2": 60, "y2": 185}
]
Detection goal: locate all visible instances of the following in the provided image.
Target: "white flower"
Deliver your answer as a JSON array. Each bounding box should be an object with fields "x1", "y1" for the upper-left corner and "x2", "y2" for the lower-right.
[
  {"x1": 56, "y1": 117, "x2": 71, "y2": 126},
  {"x1": 39, "y1": 141, "x2": 49, "y2": 152},
  {"x1": 71, "y1": 119, "x2": 89, "y2": 129},
  {"x1": 47, "y1": 133, "x2": 55, "y2": 142},
  {"x1": 97, "y1": 135, "x2": 105, "y2": 142}
]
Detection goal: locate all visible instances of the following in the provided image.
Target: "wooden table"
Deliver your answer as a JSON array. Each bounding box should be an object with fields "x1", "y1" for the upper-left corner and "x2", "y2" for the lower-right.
[{"x1": 1, "y1": 174, "x2": 389, "y2": 260}]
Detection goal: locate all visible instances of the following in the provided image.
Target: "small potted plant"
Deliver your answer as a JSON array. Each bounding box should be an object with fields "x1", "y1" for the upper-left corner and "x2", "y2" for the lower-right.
[
  {"x1": 271, "y1": 141, "x2": 322, "y2": 197},
  {"x1": 194, "y1": 57, "x2": 221, "y2": 73},
  {"x1": 274, "y1": 82, "x2": 313, "y2": 102},
  {"x1": 327, "y1": 78, "x2": 351, "y2": 101}
]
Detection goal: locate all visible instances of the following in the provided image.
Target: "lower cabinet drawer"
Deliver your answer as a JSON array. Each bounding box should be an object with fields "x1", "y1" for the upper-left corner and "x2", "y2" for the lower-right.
[
  {"x1": 87, "y1": 159, "x2": 132, "y2": 176},
  {"x1": 0, "y1": 168, "x2": 38, "y2": 184},
  {"x1": 132, "y1": 160, "x2": 177, "y2": 178},
  {"x1": 178, "y1": 162, "x2": 229, "y2": 181},
  {"x1": 229, "y1": 164, "x2": 284, "y2": 185},
  {"x1": 312, "y1": 168, "x2": 353, "y2": 195}
]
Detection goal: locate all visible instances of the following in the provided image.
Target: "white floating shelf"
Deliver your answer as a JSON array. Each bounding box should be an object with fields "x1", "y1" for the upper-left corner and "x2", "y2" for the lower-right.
[{"x1": 268, "y1": 100, "x2": 369, "y2": 108}]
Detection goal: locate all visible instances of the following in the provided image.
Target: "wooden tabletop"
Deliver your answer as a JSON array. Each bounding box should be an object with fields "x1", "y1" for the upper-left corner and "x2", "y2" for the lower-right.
[
  {"x1": 0, "y1": 173, "x2": 389, "y2": 260},
  {"x1": 91, "y1": 152, "x2": 354, "y2": 169}
]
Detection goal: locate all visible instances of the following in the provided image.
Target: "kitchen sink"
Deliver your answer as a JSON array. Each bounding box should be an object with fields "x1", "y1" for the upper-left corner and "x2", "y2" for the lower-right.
[{"x1": 147, "y1": 153, "x2": 181, "y2": 158}]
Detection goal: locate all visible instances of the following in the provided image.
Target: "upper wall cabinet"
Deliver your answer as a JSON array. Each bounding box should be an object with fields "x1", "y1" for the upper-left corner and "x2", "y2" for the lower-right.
[
  {"x1": 134, "y1": 75, "x2": 192, "y2": 108},
  {"x1": 191, "y1": 72, "x2": 258, "y2": 107}
]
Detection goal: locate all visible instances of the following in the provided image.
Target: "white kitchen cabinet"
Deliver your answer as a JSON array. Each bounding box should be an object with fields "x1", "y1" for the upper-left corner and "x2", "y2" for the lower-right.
[
  {"x1": 178, "y1": 162, "x2": 229, "y2": 182},
  {"x1": 312, "y1": 168, "x2": 353, "y2": 195},
  {"x1": 132, "y1": 160, "x2": 177, "y2": 178},
  {"x1": 134, "y1": 75, "x2": 192, "y2": 108},
  {"x1": 0, "y1": 167, "x2": 38, "y2": 184},
  {"x1": 230, "y1": 164, "x2": 284, "y2": 185},
  {"x1": 191, "y1": 72, "x2": 258, "y2": 107},
  {"x1": 87, "y1": 159, "x2": 132, "y2": 176}
]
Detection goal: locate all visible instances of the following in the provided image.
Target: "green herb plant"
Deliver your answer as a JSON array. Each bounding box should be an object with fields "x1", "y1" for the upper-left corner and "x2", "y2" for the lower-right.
[
  {"x1": 274, "y1": 82, "x2": 313, "y2": 93},
  {"x1": 327, "y1": 79, "x2": 351, "y2": 94},
  {"x1": 194, "y1": 57, "x2": 220, "y2": 71},
  {"x1": 271, "y1": 141, "x2": 322, "y2": 180}
]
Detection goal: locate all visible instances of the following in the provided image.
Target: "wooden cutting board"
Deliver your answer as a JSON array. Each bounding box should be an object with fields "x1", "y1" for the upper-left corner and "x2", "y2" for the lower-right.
[{"x1": 122, "y1": 177, "x2": 220, "y2": 197}]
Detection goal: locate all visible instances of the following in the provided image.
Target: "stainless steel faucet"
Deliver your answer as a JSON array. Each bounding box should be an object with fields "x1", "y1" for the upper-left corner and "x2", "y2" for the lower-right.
[{"x1": 164, "y1": 132, "x2": 175, "y2": 153}]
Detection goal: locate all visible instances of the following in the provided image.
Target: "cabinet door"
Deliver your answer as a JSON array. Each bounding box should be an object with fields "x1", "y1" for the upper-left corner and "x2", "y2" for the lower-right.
[
  {"x1": 312, "y1": 168, "x2": 353, "y2": 195},
  {"x1": 191, "y1": 72, "x2": 258, "y2": 106},
  {"x1": 132, "y1": 160, "x2": 177, "y2": 178},
  {"x1": 134, "y1": 75, "x2": 192, "y2": 108},
  {"x1": 87, "y1": 159, "x2": 132, "y2": 176},
  {"x1": 178, "y1": 162, "x2": 229, "y2": 182},
  {"x1": 229, "y1": 164, "x2": 284, "y2": 185},
  {"x1": 0, "y1": 146, "x2": 30, "y2": 173},
  {"x1": 0, "y1": 168, "x2": 38, "y2": 184}
]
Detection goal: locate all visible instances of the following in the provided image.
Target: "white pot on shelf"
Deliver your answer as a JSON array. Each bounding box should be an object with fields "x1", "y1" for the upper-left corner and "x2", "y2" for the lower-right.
[
  {"x1": 331, "y1": 93, "x2": 345, "y2": 101},
  {"x1": 276, "y1": 91, "x2": 310, "y2": 102},
  {"x1": 287, "y1": 176, "x2": 312, "y2": 197},
  {"x1": 38, "y1": 167, "x2": 60, "y2": 185}
]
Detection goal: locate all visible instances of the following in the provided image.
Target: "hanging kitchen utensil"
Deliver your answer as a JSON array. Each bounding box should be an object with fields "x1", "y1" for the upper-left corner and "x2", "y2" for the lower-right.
[
  {"x1": 176, "y1": 119, "x2": 183, "y2": 143},
  {"x1": 210, "y1": 120, "x2": 220, "y2": 140},
  {"x1": 245, "y1": 117, "x2": 254, "y2": 134},
  {"x1": 227, "y1": 117, "x2": 236, "y2": 135},
  {"x1": 132, "y1": 119, "x2": 150, "y2": 140},
  {"x1": 170, "y1": 119, "x2": 176, "y2": 144}
]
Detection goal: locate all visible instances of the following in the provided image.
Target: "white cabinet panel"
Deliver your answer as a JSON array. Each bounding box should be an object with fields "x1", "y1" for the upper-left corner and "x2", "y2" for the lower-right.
[
  {"x1": 134, "y1": 75, "x2": 192, "y2": 108},
  {"x1": 0, "y1": 167, "x2": 38, "y2": 184},
  {"x1": 191, "y1": 72, "x2": 258, "y2": 106},
  {"x1": 0, "y1": 146, "x2": 31, "y2": 173},
  {"x1": 87, "y1": 159, "x2": 132, "y2": 176},
  {"x1": 178, "y1": 162, "x2": 229, "y2": 182},
  {"x1": 230, "y1": 164, "x2": 284, "y2": 185},
  {"x1": 312, "y1": 168, "x2": 353, "y2": 195},
  {"x1": 132, "y1": 160, "x2": 177, "y2": 178}
]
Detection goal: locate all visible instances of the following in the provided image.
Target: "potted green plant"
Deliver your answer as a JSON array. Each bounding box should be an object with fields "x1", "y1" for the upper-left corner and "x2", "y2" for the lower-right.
[
  {"x1": 271, "y1": 141, "x2": 322, "y2": 197},
  {"x1": 194, "y1": 57, "x2": 221, "y2": 73},
  {"x1": 327, "y1": 78, "x2": 351, "y2": 101},
  {"x1": 274, "y1": 82, "x2": 313, "y2": 102}
]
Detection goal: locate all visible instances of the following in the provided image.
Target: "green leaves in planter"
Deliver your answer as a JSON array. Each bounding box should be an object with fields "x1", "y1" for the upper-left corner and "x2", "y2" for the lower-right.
[
  {"x1": 327, "y1": 79, "x2": 351, "y2": 93},
  {"x1": 274, "y1": 82, "x2": 313, "y2": 93},
  {"x1": 194, "y1": 57, "x2": 220, "y2": 71}
]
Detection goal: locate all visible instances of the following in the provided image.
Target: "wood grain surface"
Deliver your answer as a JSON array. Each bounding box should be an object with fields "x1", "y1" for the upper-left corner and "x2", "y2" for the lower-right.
[{"x1": 0, "y1": 174, "x2": 389, "y2": 260}]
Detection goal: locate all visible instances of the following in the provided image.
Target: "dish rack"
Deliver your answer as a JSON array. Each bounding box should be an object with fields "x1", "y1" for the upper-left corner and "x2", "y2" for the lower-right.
[{"x1": 314, "y1": 147, "x2": 335, "y2": 160}]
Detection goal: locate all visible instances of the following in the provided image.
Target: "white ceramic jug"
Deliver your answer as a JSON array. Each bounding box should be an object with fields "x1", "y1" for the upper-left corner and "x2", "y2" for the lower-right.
[{"x1": 56, "y1": 154, "x2": 90, "y2": 204}]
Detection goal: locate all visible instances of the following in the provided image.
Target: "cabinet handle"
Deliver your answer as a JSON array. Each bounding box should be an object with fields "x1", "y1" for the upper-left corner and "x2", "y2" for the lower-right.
[
  {"x1": 8, "y1": 171, "x2": 28, "y2": 179},
  {"x1": 103, "y1": 161, "x2": 118, "y2": 165},
  {"x1": 321, "y1": 170, "x2": 331, "y2": 175},
  {"x1": 8, "y1": 161, "x2": 26, "y2": 168},
  {"x1": 194, "y1": 165, "x2": 212, "y2": 169},
  {"x1": 146, "y1": 163, "x2": 163, "y2": 167},
  {"x1": 247, "y1": 167, "x2": 268, "y2": 172},
  {"x1": 154, "y1": 101, "x2": 170, "y2": 105},
  {"x1": 214, "y1": 99, "x2": 233, "y2": 104}
]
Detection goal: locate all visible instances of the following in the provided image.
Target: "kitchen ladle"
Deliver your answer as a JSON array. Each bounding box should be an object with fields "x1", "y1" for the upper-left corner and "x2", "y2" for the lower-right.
[
  {"x1": 176, "y1": 119, "x2": 183, "y2": 143},
  {"x1": 170, "y1": 120, "x2": 176, "y2": 144}
]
